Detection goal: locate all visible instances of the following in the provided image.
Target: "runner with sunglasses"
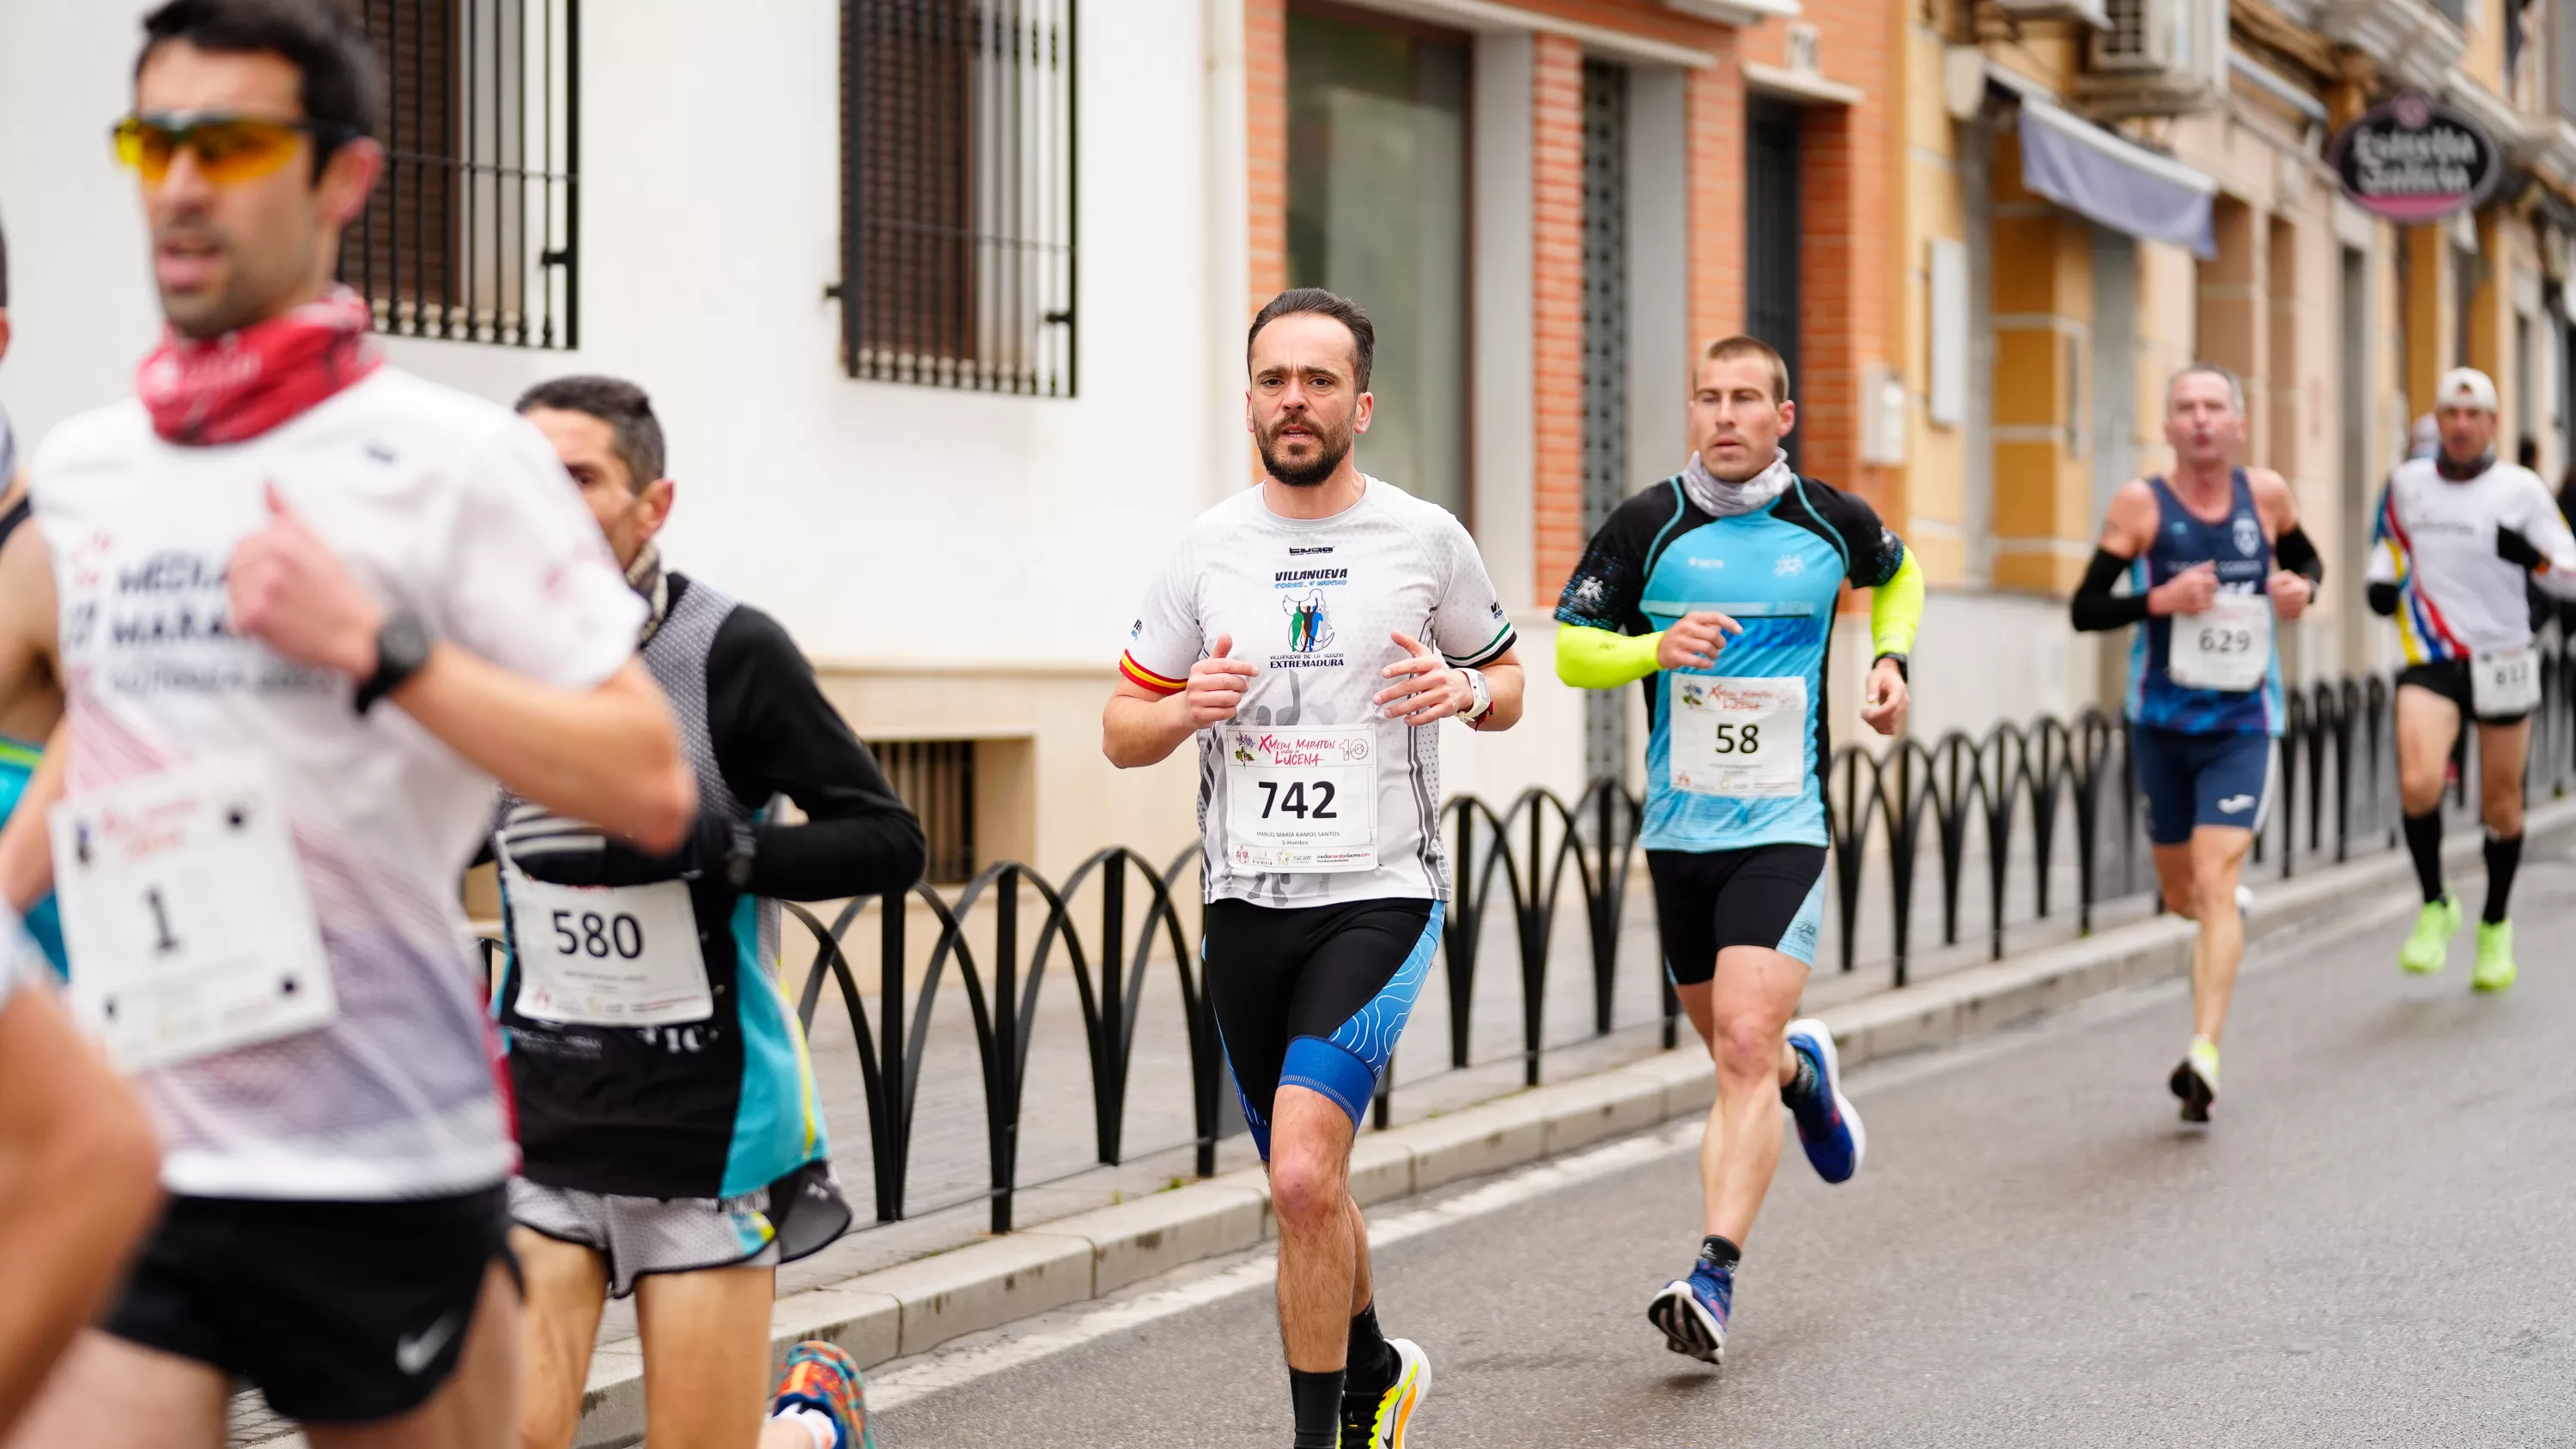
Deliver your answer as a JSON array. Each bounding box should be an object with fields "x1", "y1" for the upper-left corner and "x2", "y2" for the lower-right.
[
  {"x1": 2366, "y1": 367, "x2": 2576, "y2": 990},
  {"x1": 501, "y1": 374, "x2": 916, "y2": 1449},
  {"x1": 1556, "y1": 334, "x2": 1911, "y2": 1367},
  {"x1": 1107, "y1": 288, "x2": 1524, "y2": 1449},
  {"x1": 0, "y1": 5, "x2": 694, "y2": 1446}
]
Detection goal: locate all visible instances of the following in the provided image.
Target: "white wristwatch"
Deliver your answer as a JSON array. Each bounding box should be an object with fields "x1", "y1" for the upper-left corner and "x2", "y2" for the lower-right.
[{"x1": 1460, "y1": 667, "x2": 1492, "y2": 725}]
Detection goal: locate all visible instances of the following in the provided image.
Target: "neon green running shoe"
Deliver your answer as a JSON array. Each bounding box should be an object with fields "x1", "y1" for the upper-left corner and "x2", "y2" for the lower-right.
[
  {"x1": 2473, "y1": 919, "x2": 2517, "y2": 993},
  {"x1": 2168, "y1": 1037, "x2": 2220, "y2": 1123},
  {"x1": 2399, "y1": 894, "x2": 2460, "y2": 975}
]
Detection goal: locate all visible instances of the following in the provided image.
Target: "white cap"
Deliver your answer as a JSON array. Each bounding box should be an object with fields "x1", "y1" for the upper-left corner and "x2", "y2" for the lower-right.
[{"x1": 2435, "y1": 367, "x2": 2500, "y2": 414}]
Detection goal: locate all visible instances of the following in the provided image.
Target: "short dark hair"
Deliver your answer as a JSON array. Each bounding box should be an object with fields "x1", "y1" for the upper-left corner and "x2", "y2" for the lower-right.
[
  {"x1": 516, "y1": 376, "x2": 668, "y2": 493},
  {"x1": 1701, "y1": 336, "x2": 1791, "y2": 403},
  {"x1": 137, "y1": 0, "x2": 383, "y2": 148},
  {"x1": 1247, "y1": 288, "x2": 1376, "y2": 391},
  {"x1": 2518, "y1": 435, "x2": 2540, "y2": 469}
]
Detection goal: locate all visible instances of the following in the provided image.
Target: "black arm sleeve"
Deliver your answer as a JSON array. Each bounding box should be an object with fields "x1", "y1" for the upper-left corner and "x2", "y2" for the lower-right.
[
  {"x1": 706, "y1": 605, "x2": 926, "y2": 901},
  {"x1": 2070, "y1": 548, "x2": 2150, "y2": 632},
  {"x1": 1803, "y1": 479, "x2": 1909, "y2": 588},
  {"x1": 1553, "y1": 482, "x2": 1682, "y2": 634},
  {"x1": 2273, "y1": 524, "x2": 2324, "y2": 584},
  {"x1": 2366, "y1": 581, "x2": 2399, "y2": 617}
]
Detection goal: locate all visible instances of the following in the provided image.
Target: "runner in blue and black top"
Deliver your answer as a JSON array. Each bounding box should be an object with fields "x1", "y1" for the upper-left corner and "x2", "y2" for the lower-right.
[
  {"x1": 1555, "y1": 336, "x2": 1922, "y2": 1370},
  {"x1": 2071, "y1": 364, "x2": 2320, "y2": 1124}
]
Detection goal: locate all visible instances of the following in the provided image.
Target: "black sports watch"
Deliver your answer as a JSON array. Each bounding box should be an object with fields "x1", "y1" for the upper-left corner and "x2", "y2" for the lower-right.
[
  {"x1": 1872, "y1": 652, "x2": 1910, "y2": 682},
  {"x1": 354, "y1": 608, "x2": 433, "y2": 715}
]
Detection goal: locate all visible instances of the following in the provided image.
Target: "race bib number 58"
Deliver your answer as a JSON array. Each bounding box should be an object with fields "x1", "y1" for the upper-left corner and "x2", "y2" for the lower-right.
[{"x1": 1667, "y1": 676, "x2": 1806, "y2": 798}]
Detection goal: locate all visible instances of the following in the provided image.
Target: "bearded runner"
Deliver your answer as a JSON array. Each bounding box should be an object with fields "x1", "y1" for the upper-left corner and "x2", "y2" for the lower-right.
[{"x1": 1105, "y1": 288, "x2": 1523, "y2": 1449}]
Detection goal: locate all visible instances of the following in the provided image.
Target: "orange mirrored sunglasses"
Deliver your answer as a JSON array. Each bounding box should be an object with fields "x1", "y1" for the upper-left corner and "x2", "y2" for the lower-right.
[{"x1": 111, "y1": 112, "x2": 355, "y2": 185}]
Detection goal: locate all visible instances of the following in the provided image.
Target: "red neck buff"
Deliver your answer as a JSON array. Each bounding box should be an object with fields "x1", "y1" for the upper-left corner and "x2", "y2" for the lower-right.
[{"x1": 136, "y1": 286, "x2": 383, "y2": 446}]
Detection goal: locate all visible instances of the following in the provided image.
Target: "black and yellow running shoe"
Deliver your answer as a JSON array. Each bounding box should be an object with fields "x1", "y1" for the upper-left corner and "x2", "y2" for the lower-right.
[{"x1": 1340, "y1": 1337, "x2": 1431, "y2": 1448}]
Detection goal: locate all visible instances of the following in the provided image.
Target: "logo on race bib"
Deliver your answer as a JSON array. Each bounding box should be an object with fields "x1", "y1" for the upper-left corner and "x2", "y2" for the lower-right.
[
  {"x1": 2233, "y1": 517, "x2": 2261, "y2": 557},
  {"x1": 1282, "y1": 591, "x2": 1335, "y2": 654}
]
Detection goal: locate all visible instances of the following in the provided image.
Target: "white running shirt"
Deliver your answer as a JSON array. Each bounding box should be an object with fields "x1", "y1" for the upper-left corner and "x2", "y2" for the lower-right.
[
  {"x1": 32, "y1": 368, "x2": 643, "y2": 1200},
  {"x1": 2367, "y1": 455, "x2": 2576, "y2": 663},
  {"x1": 1120, "y1": 478, "x2": 1516, "y2": 908}
]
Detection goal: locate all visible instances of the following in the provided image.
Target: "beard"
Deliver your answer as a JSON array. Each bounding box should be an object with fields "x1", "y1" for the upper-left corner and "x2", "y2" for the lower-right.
[{"x1": 1258, "y1": 417, "x2": 1352, "y2": 488}]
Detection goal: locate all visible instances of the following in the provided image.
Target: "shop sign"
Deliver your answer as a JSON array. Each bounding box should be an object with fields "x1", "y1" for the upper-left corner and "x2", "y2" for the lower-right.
[{"x1": 2328, "y1": 93, "x2": 2503, "y2": 222}]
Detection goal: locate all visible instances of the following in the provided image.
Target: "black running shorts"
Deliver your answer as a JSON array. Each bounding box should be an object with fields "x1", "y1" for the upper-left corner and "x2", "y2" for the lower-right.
[
  {"x1": 105, "y1": 1186, "x2": 515, "y2": 1424},
  {"x1": 2397, "y1": 658, "x2": 2534, "y2": 726},
  {"x1": 1204, "y1": 896, "x2": 1442, "y2": 1161},
  {"x1": 1646, "y1": 844, "x2": 1831, "y2": 984}
]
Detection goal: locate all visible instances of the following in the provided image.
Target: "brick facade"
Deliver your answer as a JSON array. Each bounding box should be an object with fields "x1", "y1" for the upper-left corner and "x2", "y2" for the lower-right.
[
  {"x1": 1241, "y1": 0, "x2": 1903, "y2": 600},
  {"x1": 1533, "y1": 32, "x2": 1589, "y2": 603}
]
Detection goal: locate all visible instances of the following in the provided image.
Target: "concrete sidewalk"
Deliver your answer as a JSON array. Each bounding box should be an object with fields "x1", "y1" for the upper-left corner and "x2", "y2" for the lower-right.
[{"x1": 226, "y1": 791, "x2": 2566, "y2": 1448}]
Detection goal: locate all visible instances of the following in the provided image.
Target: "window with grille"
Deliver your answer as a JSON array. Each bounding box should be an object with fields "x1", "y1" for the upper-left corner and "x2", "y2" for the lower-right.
[
  {"x1": 341, "y1": 1, "x2": 579, "y2": 349},
  {"x1": 840, "y1": 1, "x2": 1078, "y2": 396},
  {"x1": 871, "y1": 739, "x2": 976, "y2": 885}
]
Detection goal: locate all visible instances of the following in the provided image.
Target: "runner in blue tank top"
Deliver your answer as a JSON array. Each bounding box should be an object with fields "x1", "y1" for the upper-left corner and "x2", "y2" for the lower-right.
[{"x1": 2072, "y1": 365, "x2": 2323, "y2": 1123}]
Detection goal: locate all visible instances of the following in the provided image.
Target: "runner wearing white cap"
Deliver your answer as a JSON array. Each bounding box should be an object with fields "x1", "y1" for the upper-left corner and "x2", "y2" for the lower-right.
[{"x1": 2366, "y1": 367, "x2": 2576, "y2": 989}]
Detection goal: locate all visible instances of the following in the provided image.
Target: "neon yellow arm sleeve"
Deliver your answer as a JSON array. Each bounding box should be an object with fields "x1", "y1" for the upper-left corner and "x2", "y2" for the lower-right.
[
  {"x1": 1870, "y1": 546, "x2": 1925, "y2": 658},
  {"x1": 1554, "y1": 622, "x2": 1663, "y2": 690}
]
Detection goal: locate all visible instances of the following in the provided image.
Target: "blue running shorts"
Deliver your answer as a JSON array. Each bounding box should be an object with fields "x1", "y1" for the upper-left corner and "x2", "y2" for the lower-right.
[{"x1": 2130, "y1": 724, "x2": 2275, "y2": 846}]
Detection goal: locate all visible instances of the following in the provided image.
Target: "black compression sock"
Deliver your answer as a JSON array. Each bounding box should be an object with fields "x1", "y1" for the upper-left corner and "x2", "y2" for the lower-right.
[
  {"x1": 2483, "y1": 833, "x2": 2523, "y2": 924},
  {"x1": 2403, "y1": 810, "x2": 2445, "y2": 905},
  {"x1": 1698, "y1": 1234, "x2": 1741, "y2": 1272},
  {"x1": 1289, "y1": 1368, "x2": 1345, "y2": 1448},
  {"x1": 1345, "y1": 1302, "x2": 1395, "y2": 1395}
]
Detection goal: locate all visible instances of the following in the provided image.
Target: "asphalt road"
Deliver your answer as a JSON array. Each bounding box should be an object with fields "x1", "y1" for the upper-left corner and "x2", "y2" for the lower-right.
[{"x1": 866, "y1": 844, "x2": 2576, "y2": 1448}]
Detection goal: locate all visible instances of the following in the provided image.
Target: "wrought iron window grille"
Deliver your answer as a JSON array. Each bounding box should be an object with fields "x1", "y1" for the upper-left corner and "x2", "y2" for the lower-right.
[
  {"x1": 342, "y1": 0, "x2": 580, "y2": 350},
  {"x1": 837, "y1": 0, "x2": 1078, "y2": 397}
]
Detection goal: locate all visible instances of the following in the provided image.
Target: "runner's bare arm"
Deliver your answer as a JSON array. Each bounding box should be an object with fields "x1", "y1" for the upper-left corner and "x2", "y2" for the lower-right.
[
  {"x1": 228, "y1": 486, "x2": 695, "y2": 852},
  {"x1": 1477, "y1": 650, "x2": 1527, "y2": 731},
  {"x1": 1104, "y1": 634, "x2": 1256, "y2": 768},
  {"x1": 0, "y1": 981, "x2": 162, "y2": 1439},
  {"x1": 0, "y1": 722, "x2": 65, "y2": 912},
  {"x1": 2096, "y1": 478, "x2": 2160, "y2": 558},
  {"x1": 390, "y1": 656, "x2": 694, "y2": 851},
  {"x1": 0, "y1": 537, "x2": 64, "y2": 911}
]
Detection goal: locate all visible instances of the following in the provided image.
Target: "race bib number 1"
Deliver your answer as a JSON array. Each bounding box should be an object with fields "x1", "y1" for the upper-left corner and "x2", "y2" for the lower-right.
[
  {"x1": 2473, "y1": 646, "x2": 2541, "y2": 718},
  {"x1": 1224, "y1": 724, "x2": 1378, "y2": 873},
  {"x1": 51, "y1": 753, "x2": 338, "y2": 1072},
  {"x1": 1667, "y1": 676, "x2": 1806, "y2": 798},
  {"x1": 2167, "y1": 591, "x2": 2272, "y2": 693}
]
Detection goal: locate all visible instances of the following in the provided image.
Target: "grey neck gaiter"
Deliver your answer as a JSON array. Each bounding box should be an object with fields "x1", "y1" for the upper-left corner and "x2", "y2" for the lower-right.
[{"x1": 1680, "y1": 449, "x2": 1795, "y2": 517}]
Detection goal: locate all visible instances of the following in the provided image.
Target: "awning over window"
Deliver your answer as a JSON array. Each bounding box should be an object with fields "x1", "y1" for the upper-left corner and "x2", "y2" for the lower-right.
[{"x1": 2017, "y1": 100, "x2": 2217, "y2": 260}]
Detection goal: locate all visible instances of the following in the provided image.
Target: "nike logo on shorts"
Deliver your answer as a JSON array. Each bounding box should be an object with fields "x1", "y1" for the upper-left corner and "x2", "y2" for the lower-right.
[
  {"x1": 394, "y1": 1312, "x2": 461, "y2": 1375},
  {"x1": 2218, "y1": 794, "x2": 2255, "y2": 813}
]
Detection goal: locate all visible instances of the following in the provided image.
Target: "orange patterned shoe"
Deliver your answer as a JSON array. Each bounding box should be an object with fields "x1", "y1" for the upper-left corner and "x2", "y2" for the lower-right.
[{"x1": 769, "y1": 1340, "x2": 873, "y2": 1449}]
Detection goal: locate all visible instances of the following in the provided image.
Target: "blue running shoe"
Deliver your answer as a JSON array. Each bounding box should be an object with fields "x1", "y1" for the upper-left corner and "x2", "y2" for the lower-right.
[
  {"x1": 1646, "y1": 1262, "x2": 1732, "y2": 1365},
  {"x1": 1783, "y1": 1018, "x2": 1865, "y2": 1184}
]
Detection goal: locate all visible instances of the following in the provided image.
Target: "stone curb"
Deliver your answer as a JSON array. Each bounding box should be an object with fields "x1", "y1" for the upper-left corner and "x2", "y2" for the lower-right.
[{"x1": 517, "y1": 797, "x2": 2565, "y2": 1446}]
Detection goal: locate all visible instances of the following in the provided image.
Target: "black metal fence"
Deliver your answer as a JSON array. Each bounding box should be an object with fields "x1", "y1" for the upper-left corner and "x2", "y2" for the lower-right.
[{"x1": 781, "y1": 660, "x2": 2573, "y2": 1235}]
